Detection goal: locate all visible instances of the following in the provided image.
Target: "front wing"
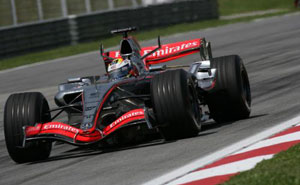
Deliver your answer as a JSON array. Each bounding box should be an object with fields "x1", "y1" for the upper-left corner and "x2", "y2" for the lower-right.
[{"x1": 24, "y1": 109, "x2": 145, "y2": 146}]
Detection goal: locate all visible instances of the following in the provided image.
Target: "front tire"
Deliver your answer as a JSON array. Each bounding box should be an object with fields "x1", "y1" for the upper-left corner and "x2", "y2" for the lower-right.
[
  {"x1": 206, "y1": 55, "x2": 251, "y2": 123},
  {"x1": 4, "y1": 92, "x2": 52, "y2": 163},
  {"x1": 151, "y1": 69, "x2": 201, "y2": 140}
]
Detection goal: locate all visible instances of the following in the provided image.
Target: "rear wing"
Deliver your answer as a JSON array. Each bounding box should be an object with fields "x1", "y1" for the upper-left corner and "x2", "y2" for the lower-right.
[{"x1": 105, "y1": 38, "x2": 211, "y2": 66}]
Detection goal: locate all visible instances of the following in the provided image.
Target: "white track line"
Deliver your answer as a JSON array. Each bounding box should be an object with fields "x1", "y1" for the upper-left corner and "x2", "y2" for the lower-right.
[
  {"x1": 234, "y1": 130, "x2": 300, "y2": 155},
  {"x1": 143, "y1": 115, "x2": 300, "y2": 185},
  {"x1": 167, "y1": 154, "x2": 274, "y2": 185},
  {"x1": 167, "y1": 126, "x2": 300, "y2": 185}
]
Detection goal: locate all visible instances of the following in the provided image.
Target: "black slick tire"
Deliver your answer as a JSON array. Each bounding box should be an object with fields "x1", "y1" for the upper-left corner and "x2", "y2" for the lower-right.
[
  {"x1": 206, "y1": 55, "x2": 251, "y2": 123},
  {"x1": 4, "y1": 92, "x2": 52, "y2": 163},
  {"x1": 151, "y1": 69, "x2": 201, "y2": 140}
]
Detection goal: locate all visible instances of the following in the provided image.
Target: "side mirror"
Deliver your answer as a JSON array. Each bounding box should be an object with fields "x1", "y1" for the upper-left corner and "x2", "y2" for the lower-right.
[
  {"x1": 100, "y1": 44, "x2": 104, "y2": 55},
  {"x1": 141, "y1": 36, "x2": 162, "y2": 60},
  {"x1": 100, "y1": 43, "x2": 116, "y2": 61}
]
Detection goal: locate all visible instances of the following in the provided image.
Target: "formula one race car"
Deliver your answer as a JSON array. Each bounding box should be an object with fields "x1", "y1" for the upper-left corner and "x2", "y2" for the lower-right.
[{"x1": 4, "y1": 27, "x2": 251, "y2": 163}]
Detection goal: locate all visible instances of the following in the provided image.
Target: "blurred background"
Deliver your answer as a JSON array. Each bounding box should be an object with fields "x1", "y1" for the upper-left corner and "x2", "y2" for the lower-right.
[
  {"x1": 0, "y1": 0, "x2": 296, "y2": 27},
  {"x1": 0, "y1": 0, "x2": 297, "y2": 67},
  {"x1": 0, "y1": 0, "x2": 180, "y2": 26}
]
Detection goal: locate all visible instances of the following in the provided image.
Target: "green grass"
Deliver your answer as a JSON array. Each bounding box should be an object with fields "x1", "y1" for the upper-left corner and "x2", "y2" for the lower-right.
[
  {"x1": 14, "y1": 0, "x2": 38, "y2": 23},
  {"x1": 90, "y1": 0, "x2": 109, "y2": 11},
  {"x1": 114, "y1": 0, "x2": 134, "y2": 8},
  {"x1": 67, "y1": 0, "x2": 87, "y2": 15},
  {"x1": 0, "y1": 9, "x2": 295, "y2": 71},
  {"x1": 222, "y1": 143, "x2": 300, "y2": 185},
  {"x1": 219, "y1": 0, "x2": 295, "y2": 15},
  {"x1": 42, "y1": 0, "x2": 63, "y2": 19},
  {"x1": 0, "y1": 0, "x2": 13, "y2": 26}
]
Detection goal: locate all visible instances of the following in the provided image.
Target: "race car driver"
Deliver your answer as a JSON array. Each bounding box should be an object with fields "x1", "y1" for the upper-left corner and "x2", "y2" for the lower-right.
[{"x1": 107, "y1": 58, "x2": 139, "y2": 79}]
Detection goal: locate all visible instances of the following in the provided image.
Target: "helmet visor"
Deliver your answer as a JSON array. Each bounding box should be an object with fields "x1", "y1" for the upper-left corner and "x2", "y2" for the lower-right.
[{"x1": 109, "y1": 65, "x2": 130, "y2": 79}]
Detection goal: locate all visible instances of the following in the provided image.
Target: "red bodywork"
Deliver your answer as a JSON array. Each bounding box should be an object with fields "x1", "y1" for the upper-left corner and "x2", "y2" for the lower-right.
[
  {"x1": 25, "y1": 109, "x2": 145, "y2": 144},
  {"x1": 24, "y1": 38, "x2": 203, "y2": 145},
  {"x1": 108, "y1": 38, "x2": 202, "y2": 67}
]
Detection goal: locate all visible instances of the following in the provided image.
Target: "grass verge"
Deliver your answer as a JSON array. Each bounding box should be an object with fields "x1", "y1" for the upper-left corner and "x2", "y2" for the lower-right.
[
  {"x1": 0, "y1": 9, "x2": 297, "y2": 71},
  {"x1": 222, "y1": 143, "x2": 300, "y2": 185},
  {"x1": 219, "y1": 0, "x2": 295, "y2": 15}
]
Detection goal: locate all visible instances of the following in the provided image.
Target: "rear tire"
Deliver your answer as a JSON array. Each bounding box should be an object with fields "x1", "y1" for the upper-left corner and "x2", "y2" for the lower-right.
[
  {"x1": 151, "y1": 69, "x2": 201, "y2": 140},
  {"x1": 4, "y1": 92, "x2": 52, "y2": 163},
  {"x1": 206, "y1": 55, "x2": 251, "y2": 123}
]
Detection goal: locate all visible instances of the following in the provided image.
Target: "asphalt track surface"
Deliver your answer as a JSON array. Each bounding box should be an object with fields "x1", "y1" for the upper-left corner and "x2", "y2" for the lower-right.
[{"x1": 1, "y1": 13, "x2": 300, "y2": 185}]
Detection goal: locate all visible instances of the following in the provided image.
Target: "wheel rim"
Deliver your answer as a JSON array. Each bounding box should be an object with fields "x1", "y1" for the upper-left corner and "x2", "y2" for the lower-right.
[
  {"x1": 187, "y1": 80, "x2": 201, "y2": 127},
  {"x1": 241, "y1": 70, "x2": 251, "y2": 108}
]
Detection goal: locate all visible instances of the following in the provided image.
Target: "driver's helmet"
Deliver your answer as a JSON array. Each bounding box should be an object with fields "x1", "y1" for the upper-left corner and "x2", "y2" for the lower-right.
[{"x1": 107, "y1": 58, "x2": 133, "y2": 79}]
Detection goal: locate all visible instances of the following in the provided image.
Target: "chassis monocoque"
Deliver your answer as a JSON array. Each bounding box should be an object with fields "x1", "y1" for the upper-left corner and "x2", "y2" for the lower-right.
[{"x1": 4, "y1": 27, "x2": 251, "y2": 163}]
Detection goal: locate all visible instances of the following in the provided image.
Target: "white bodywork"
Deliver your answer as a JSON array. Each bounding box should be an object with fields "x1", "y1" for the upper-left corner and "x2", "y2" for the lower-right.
[{"x1": 189, "y1": 60, "x2": 216, "y2": 90}]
